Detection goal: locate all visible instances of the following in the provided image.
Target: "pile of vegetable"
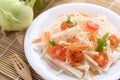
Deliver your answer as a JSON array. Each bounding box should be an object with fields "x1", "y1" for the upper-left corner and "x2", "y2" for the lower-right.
[
  {"x1": 32, "y1": 12, "x2": 120, "y2": 79},
  {"x1": 0, "y1": 0, "x2": 35, "y2": 31}
]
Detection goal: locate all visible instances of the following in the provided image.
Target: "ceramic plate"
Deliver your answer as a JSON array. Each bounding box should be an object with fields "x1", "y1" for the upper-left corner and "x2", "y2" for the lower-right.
[{"x1": 24, "y1": 3, "x2": 120, "y2": 80}]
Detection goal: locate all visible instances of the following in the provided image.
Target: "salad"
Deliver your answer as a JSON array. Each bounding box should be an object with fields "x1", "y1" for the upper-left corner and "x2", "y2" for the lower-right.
[{"x1": 32, "y1": 12, "x2": 120, "y2": 80}]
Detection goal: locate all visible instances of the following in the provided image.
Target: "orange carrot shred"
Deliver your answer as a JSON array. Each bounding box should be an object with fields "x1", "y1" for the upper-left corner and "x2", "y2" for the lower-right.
[
  {"x1": 89, "y1": 70, "x2": 94, "y2": 78},
  {"x1": 80, "y1": 12, "x2": 91, "y2": 17},
  {"x1": 65, "y1": 45, "x2": 90, "y2": 51},
  {"x1": 89, "y1": 32, "x2": 98, "y2": 50},
  {"x1": 44, "y1": 31, "x2": 51, "y2": 41},
  {"x1": 68, "y1": 13, "x2": 75, "y2": 16},
  {"x1": 67, "y1": 37, "x2": 78, "y2": 43},
  {"x1": 32, "y1": 38, "x2": 41, "y2": 43}
]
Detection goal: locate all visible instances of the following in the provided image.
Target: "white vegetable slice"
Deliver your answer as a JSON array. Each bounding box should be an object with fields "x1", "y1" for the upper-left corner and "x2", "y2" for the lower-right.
[
  {"x1": 51, "y1": 26, "x2": 81, "y2": 42},
  {"x1": 45, "y1": 55, "x2": 83, "y2": 79}
]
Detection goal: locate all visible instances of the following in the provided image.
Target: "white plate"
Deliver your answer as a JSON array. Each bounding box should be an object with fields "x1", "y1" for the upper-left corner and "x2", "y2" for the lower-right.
[{"x1": 24, "y1": 3, "x2": 120, "y2": 80}]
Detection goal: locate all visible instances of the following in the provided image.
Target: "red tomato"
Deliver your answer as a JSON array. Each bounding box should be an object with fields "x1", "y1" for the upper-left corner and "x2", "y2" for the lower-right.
[
  {"x1": 60, "y1": 21, "x2": 73, "y2": 31},
  {"x1": 86, "y1": 20, "x2": 99, "y2": 31},
  {"x1": 60, "y1": 21, "x2": 74, "y2": 31},
  {"x1": 70, "y1": 51, "x2": 85, "y2": 66},
  {"x1": 108, "y1": 35, "x2": 119, "y2": 49},
  {"x1": 93, "y1": 52, "x2": 108, "y2": 68},
  {"x1": 50, "y1": 45, "x2": 67, "y2": 61}
]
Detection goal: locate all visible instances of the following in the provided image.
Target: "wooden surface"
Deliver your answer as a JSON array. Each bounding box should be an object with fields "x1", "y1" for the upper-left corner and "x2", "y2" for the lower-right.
[{"x1": 0, "y1": 0, "x2": 120, "y2": 80}]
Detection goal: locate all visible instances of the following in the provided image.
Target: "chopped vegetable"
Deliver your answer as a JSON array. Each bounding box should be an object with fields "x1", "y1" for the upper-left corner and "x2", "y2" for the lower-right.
[
  {"x1": 60, "y1": 16, "x2": 74, "y2": 31},
  {"x1": 93, "y1": 52, "x2": 108, "y2": 68},
  {"x1": 67, "y1": 37, "x2": 78, "y2": 43},
  {"x1": 52, "y1": 26, "x2": 80, "y2": 42},
  {"x1": 70, "y1": 51, "x2": 85, "y2": 66},
  {"x1": 33, "y1": 12, "x2": 120, "y2": 80},
  {"x1": 80, "y1": 12, "x2": 91, "y2": 17},
  {"x1": 89, "y1": 32, "x2": 97, "y2": 50},
  {"x1": 86, "y1": 20, "x2": 99, "y2": 31},
  {"x1": 32, "y1": 38, "x2": 41, "y2": 43},
  {"x1": 44, "y1": 31, "x2": 51, "y2": 41},
  {"x1": 66, "y1": 16, "x2": 71, "y2": 24},
  {"x1": 65, "y1": 45, "x2": 90, "y2": 51},
  {"x1": 50, "y1": 45, "x2": 67, "y2": 61},
  {"x1": 60, "y1": 21, "x2": 70, "y2": 30},
  {"x1": 0, "y1": 0, "x2": 35, "y2": 31},
  {"x1": 48, "y1": 39, "x2": 56, "y2": 46},
  {"x1": 108, "y1": 34, "x2": 119, "y2": 49},
  {"x1": 96, "y1": 33, "x2": 109, "y2": 52}
]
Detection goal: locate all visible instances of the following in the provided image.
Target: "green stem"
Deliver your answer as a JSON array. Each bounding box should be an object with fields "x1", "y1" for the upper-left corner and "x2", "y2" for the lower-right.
[
  {"x1": 29, "y1": 0, "x2": 36, "y2": 8},
  {"x1": 25, "y1": 0, "x2": 29, "y2": 4}
]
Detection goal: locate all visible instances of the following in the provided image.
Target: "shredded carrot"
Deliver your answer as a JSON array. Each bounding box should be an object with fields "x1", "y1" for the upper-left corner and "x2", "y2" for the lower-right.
[
  {"x1": 68, "y1": 13, "x2": 75, "y2": 16},
  {"x1": 80, "y1": 12, "x2": 91, "y2": 17},
  {"x1": 93, "y1": 34, "x2": 97, "y2": 50},
  {"x1": 110, "y1": 62, "x2": 115, "y2": 68},
  {"x1": 90, "y1": 32, "x2": 97, "y2": 50},
  {"x1": 65, "y1": 50, "x2": 71, "y2": 63},
  {"x1": 32, "y1": 32, "x2": 51, "y2": 44},
  {"x1": 88, "y1": 32, "x2": 98, "y2": 50},
  {"x1": 65, "y1": 45, "x2": 90, "y2": 51},
  {"x1": 67, "y1": 37, "x2": 78, "y2": 43},
  {"x1": 32, "y1": 38, "x2": 41, "y2": 43},
  {"x1": 44, "y1": 31, "x2": 51, "y2": 41},
  {"x1": 80, "y1": 11, "x2": 97, "y2": 17},
  {"x1": 89, "y1": 70, "x2": 94, "y2": 78},
  {"x1": 70, "y1": 62, "x2": 82, "y2": 67}
]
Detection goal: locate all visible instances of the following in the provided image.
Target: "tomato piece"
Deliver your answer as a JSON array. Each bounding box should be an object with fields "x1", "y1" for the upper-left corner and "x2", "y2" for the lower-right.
[
  {"x1": 50, "y1": 45, "x2": 67, "y2": 61},
  {"x1": 93, "y1": 52, "x2": 108, "y2": 67},
  {"x1": 70, "y1": 51, "x2": 85, "y2": 66},
  {"x1": 60, "y1": 21, "x2": 73, "y2": 31},
  {"x1": 60, "y1": 21, "x2": 70, "y2": 30},
  {"x1": 108, "y1": 35, "x2": 119, "y2": 49},
  {"x1": 86, "y1": 20, "x2": 99, "y2": 31}
]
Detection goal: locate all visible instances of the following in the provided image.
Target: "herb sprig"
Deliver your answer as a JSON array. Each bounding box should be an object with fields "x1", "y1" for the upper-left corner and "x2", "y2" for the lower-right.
[
  {"x1": 48, "y1": 39, "x2": 56, "y2": 46},
  {"x1": 66, "y1": 16, "x2": 71, "y2": 24},
  {"x1": 96, "y1": 33, "x2": 109, "y2": 52}
]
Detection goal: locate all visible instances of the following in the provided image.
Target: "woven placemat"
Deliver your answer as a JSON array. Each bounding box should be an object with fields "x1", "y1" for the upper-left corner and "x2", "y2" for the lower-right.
[{"x1": 0, "y1": 0, "x2": 120, "y2": 80}]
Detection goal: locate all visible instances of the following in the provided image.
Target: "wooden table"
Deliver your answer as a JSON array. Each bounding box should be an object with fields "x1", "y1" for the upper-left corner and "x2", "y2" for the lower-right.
[{"x1": 0, "y1": 0, "x2": 120, "y2": 80}]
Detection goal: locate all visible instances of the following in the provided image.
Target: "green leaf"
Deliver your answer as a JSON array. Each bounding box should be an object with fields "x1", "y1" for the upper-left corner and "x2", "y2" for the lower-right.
[
  {"x1": 96, "y1": 33, "x2": 109, "y2": 52},
  {"x1": 103, "y1": 33, "x2": 109, "y2": 40},
  {"x1": 48, "y1": 39, "x2": 56, "y2": 46},
  {"x1": 66, "y1": 16, "x2": 71, "y2": 24},
  {"x1": 66, "y1": 16, "x2": 77, "y2": 28}
]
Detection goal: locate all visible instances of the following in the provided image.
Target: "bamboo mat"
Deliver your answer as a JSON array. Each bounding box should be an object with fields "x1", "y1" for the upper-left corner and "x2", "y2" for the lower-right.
[{"x1": 0, "y1": 0, "x2": 120, "y2": 80}]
